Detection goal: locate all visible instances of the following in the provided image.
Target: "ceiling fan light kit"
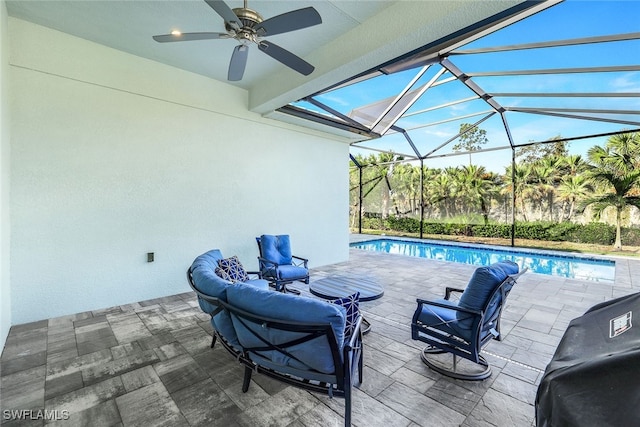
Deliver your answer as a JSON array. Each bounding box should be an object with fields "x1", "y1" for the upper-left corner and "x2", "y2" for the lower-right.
[{"x1": 152, "y1": 0, "x2": 321, "y2": 81}]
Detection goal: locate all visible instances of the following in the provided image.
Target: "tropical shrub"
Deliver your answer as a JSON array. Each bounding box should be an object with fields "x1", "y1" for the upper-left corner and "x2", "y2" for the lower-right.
[
  {"x1": 471, "y1": 224, "x2": 511, "y2": 239},
  {"x1": 568, "y1": 223, "x2": 615, "y2": 245},
  {"x1": 514, "y1": 222, "x2": 554, "y2": 240},
  {"x1": 355, "y1": 215, "x2": 640, "y2": 247}
]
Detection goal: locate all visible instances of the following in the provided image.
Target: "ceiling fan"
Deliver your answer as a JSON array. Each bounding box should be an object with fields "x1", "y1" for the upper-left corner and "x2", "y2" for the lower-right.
[{"x1": 153, "y1": 0, "x2": 322, "y2": 81}]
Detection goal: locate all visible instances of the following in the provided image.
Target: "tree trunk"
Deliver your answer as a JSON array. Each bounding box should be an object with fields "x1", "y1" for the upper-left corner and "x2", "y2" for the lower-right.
[
  {"x1": 614, "y1": 207, "x2": 622, "y2": 250},
  {"x1": 519, "y1": 198, "x2": 528, "y2": 222},
  {"x1": 568, "y1": 199, "x2": 575, "y2": 221},
  {"x1": 480, "y1": 197, "x2": 489, "y2": 225}
]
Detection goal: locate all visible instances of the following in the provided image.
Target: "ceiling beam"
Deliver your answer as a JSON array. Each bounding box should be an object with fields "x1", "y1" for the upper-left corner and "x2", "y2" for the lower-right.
[
  {"x1": 451, "y1": 32, "x2": 640, "y2": 55},
  {"x1": 248, "y1": 1, "x2": 539, "y2": 115}
]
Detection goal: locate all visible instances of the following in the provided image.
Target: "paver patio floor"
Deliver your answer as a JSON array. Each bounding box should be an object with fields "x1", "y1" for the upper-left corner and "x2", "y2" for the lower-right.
[{"x1": 2, "y1": 236, "x2": 639, "y2": 426}]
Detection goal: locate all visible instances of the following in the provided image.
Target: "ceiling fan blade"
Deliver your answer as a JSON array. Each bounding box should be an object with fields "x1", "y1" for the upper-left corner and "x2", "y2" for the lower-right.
[
  {"x1": 258, "y1": 41, "x2": 314, "y2": 76},
  {"x1": 153, "y1": 32, "x2": 229, "y2": 43},
  {"x1": 204, "y1": 0, "x2": 241, "y2": 29},
  {"x1": 228, "y1": 45, "x2": 249, "y2": 81},
  {"x1": 255, "y1": 7, "x2": 322, "y2": 37}
]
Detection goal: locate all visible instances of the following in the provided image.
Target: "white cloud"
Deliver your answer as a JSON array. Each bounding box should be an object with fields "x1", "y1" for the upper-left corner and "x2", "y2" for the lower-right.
[{"x1": 610, "y1": 73, "x2": 640, "y2": 92}]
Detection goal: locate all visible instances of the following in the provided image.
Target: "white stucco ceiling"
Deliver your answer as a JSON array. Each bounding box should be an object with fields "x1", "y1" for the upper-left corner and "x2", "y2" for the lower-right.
[{"x1": 6, "y1": 0, "x2": 533, "y2": 114}]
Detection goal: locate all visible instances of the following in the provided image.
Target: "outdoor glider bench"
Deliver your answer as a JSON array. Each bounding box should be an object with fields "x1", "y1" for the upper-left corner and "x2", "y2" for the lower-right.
[{"x1": 187, "y1": 249, "x2": 364, "y2": 427}]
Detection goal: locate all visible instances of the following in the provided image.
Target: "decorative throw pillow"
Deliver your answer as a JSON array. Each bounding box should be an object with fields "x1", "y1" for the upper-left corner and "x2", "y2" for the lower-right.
[
  {"x1": 332, "y1": 292, "x2": 360, "y2": 337},
  {"x1": 214, "y1": 266, "x2": 232, "y2": 282},
  {"x1": 217, "y1": 256, "x2": 249, "y2": 283}
]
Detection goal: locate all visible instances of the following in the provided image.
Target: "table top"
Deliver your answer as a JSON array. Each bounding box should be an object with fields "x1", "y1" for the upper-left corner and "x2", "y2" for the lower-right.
[{"x1": 309, "y1": 275, "x2": 384, "y2": 302}]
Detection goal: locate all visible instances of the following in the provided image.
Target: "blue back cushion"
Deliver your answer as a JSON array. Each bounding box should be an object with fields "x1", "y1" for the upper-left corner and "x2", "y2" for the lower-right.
[
  {"x1": 260, "y1": 234, "x2": 292, "y2": 265},
  {"x1": 191, "y1": 250, "x2": 229, "y2": 303},
  {"x1": 226, "y1": 283, "x2": 346, "y2": 374},
  {"x1": 457, "y1": 260, "x2": 519, "y2": 327},
  {"x1": 483, "y1": 261, "x2": 519, "y2": 327},
  {"x1": 190, "y1": 250, "x2": 239, "y2": 347}
]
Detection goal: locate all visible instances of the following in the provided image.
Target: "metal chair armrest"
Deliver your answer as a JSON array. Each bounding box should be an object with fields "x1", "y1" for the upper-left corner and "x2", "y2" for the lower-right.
[
  {"x1": 415, "y1": 298, "x2": 482, "y2": 317},
  {"x1": 445, "y1": 287, "x2": 464, "y2": 300},
  {"x1": 292, "y1": 255, "x2": 309, "y2": 268},
  {"x1": 258, "y1": 257, "x2": 279, "y2": 268},
  {"x1": 343, "y1": 315, "x2": 364, "y2": 386},
  {"x1": 246, "y1": 271, "x2": 262, "y2": 280},
  {"x1": 257, "y1": 257, "x2": 280, "y2": 277},
  {"x1": 345, "y1": 315, "x2": 364, "y2": 349}
]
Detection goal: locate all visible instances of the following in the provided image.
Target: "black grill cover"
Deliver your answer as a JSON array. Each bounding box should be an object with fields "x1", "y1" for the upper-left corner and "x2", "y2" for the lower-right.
[{"x1": 535, "y1": 292, "x2": 640, "y2": 426}]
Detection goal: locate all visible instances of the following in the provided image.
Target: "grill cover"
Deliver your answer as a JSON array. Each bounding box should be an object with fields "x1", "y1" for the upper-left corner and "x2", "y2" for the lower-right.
[{"x1": 535, "y1": 292, "x2": 640, "y2": 426}]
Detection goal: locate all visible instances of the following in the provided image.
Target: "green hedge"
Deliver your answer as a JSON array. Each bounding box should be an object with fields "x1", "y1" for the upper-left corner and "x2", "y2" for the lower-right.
[{"x1": 359, "y1": 215, "x2": 640, "y2": 246}]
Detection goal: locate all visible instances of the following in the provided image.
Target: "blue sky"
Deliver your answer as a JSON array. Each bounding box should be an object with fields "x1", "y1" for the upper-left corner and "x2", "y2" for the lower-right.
[{"x1": 307, "y1": 0, "x2": 640, "y2": 173}]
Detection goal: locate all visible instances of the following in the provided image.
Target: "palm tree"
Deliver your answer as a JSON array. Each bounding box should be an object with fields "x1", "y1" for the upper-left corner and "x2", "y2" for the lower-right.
[
  {"x1": 552, "y1": 154, "x2": 589, "y2": 220},
  {"x1": 557, "y1": 175, "x2": 593, "y2": 220},
  {"x1": 533, "y1": 162, "x2": 554, "y2": 220},
  {"x1": 356, "y1": 152, "x2": 401, "y2": 219},
  {"x1": 458, "y1": 164, "x2": 494, "y2": 224},
  {"x1": 392, "y1": 163, "x2": 421, "y2": 216},
  {"x1": 502, "y1": 163, "x2": 534, "y2": 221},
  {"x1": 421, "y1": 167, "x2": 439, "y2": 219},
  {"x1": 582, "y1": 133, "x2": 640, "y2": 250},
  {"x1": 428, "y1": 172, "x2": 452, "y2": 219},
  {"x1": 562, "y1": 154, "x2": 588, "y2": 176},
  {"x1": 582, "y1": 171, "x2": 640, "y2": 249},
  {"x1": 349, "y1": 152, "x2": 400, "y2": 225},
  {"x1": 533, "y1": 156, "x2": 562, "y2": 221},
  {"x1": 589, "y1": 132, "x2": 640, "y2": 173}
]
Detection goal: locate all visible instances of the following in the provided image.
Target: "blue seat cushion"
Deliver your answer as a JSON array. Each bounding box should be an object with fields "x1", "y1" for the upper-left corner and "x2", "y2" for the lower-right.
[
  {"x1": 260, "y1": 234, "x2": 293, "y2": 265},
  {"x1": 416, "y1": 298, "x2": 473, "y2": 342},
  {"x1": 211, "y1": 278, "x2": 269, "y2": 350},
  {"x1": 226, "y1": 283, "x2": 346, "y2": 374},
  {"x1": 272, "y1": 265, "x2": 308, "y2": 281}
]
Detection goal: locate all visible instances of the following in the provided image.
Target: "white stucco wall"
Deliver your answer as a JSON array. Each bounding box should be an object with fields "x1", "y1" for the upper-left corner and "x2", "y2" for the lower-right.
[
  {"x1": 9, "y1": 18, "x2": 349, "y2": 325},
  {"x1": 1, "y1": 1, "x2": 11, "y2": 349}
]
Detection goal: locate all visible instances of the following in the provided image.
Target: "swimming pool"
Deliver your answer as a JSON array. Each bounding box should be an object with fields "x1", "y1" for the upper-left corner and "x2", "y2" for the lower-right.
[{"x1": 350, "y1": 238, "x2": 616, "y2": 282}]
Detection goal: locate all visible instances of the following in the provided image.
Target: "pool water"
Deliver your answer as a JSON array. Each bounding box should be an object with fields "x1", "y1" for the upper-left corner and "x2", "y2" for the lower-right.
[{"x1": 350, "y1": 238, "x2": 615, "y2": 282}]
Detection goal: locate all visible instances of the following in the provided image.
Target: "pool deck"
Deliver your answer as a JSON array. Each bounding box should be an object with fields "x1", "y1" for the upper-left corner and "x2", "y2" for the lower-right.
[{"x1": 2, "y1": 235, "x2": 639, "y2": 426}]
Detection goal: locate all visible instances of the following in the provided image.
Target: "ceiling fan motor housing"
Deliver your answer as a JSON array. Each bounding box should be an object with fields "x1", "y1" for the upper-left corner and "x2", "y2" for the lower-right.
[
  {"x1": 227, "y1": 8, "x2": 263, "y2": 29},
  {"x1": 225, "y1": 7, "x2": 265, "y2": 43}
]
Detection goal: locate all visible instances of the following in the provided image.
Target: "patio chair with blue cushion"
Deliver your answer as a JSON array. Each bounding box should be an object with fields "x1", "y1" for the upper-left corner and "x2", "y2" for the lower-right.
[
  {"x1": 411, "y1": 260, "x2": 526, "y2": 380},
  {"x1": 256, "y1": 234, "x2": 309, "y2": 295}
]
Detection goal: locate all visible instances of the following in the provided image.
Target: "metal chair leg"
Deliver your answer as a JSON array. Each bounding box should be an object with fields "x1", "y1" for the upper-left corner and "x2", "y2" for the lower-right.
[
  {"x1": 420, "y1": 346, "x2": 491, "y2": 381},
  {"x1": 271, "y1": 281, "x2": 301, "y2": 295},
  {"x1": 281, "y1": 284, "x2": 301, "y2": 295},
  {"x1": 242, "y1": 366, "x2": 252, "y2": 393}
]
